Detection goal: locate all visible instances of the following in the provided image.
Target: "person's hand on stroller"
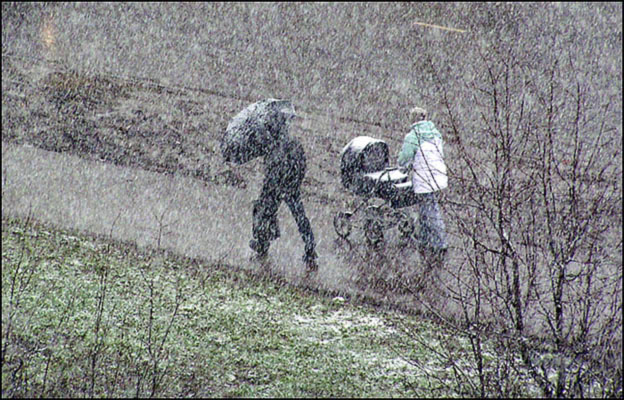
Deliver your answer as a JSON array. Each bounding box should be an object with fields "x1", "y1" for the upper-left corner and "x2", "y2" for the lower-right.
[{"x1": 398, "y1": 162, "x2": 412, "y2": 175}]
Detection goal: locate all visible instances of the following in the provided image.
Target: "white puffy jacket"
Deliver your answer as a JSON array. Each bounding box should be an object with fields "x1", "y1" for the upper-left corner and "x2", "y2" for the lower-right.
[{"x1": 397, "y1": 121, "x2": 448, "y2": 193}]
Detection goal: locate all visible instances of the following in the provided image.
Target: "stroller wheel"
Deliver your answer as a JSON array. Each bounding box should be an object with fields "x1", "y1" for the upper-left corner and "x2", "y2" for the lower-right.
[
  {"x1": 397, "y1": 212, "x2": 415, "y2": 237},
  {"x1": 364, "y1": 218, "x2": 384, "y2": 246},
  {"x1": 334, "y1": 212, "x2": 352, "y2": 239}
]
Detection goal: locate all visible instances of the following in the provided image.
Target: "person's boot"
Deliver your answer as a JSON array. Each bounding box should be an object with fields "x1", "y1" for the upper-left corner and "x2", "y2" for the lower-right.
[
  {"x1": 417, "y1": 246, "x2": 447, "y2": 287},
  {"x1": 249, "y1": 239, "x2": 269, "y2": 259},
  {"x1": 433, "y1": 248, "x2": 448, "y2": 269},
  {"x1": 303, "y1": 250, "x2": 318, "y2": 271}
]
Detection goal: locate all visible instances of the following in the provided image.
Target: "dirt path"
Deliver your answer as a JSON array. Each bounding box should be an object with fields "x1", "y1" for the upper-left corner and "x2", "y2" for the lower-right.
[{"x1": 2, "y1": 140, "x2": 431, "y2": 311}]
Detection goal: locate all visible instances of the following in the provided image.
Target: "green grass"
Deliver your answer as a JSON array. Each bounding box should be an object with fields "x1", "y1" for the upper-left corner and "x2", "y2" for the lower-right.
[{"x1": 2, "y1": 216, "x2": 500, "y2": 398}]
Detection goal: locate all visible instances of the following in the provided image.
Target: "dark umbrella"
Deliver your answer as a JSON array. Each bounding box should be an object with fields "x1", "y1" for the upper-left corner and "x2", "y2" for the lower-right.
[{"x1": 221, "y1": 98, "x2": 296, "y2": 164}]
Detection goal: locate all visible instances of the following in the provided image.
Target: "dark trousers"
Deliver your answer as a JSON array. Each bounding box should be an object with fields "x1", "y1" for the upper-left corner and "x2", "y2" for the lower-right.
[{"x1": 252, "y1": 190, "x2": 316, "y2": 257}]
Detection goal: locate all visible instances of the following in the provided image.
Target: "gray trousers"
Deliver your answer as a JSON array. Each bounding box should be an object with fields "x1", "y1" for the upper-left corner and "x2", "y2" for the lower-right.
[{"x1": 411, "y1": 191, "x2": 448, "y2": 252}]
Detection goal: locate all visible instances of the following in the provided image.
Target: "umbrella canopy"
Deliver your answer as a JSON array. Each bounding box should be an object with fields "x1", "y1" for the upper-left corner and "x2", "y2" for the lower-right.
[{"x1": 221, "y1": 98, "x2": 297, "y2": 165}]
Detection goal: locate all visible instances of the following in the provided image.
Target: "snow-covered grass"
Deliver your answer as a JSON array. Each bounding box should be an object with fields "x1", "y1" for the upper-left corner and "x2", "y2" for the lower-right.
[{"x1": 2, "y1": 216, "x2": 545, "y2": 398}]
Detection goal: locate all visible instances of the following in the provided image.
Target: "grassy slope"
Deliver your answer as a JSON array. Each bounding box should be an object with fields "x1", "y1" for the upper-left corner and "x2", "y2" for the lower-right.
[{"x1": 2, "y1": 216, "x2": 496, "y2": 398}]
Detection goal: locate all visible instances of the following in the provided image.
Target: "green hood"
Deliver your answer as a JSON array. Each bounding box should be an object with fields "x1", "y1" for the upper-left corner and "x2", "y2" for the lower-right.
[
  {"x1": 409, "y1": 120, "x2": 442, "y2": 142},
  {"x1": 397, "y1": 121, "x2": 443, "y2": 167}
]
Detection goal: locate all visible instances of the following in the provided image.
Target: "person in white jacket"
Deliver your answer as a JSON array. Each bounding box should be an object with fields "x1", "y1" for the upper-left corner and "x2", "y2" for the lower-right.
[{"x1": 397, "y1": 106, "x2": 448, "y2": 272}]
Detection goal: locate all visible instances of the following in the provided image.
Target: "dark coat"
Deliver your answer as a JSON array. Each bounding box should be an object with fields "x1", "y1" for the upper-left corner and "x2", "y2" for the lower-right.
[
  {"x1": 262, "y1": 134, "x2": 307, "y2": 199},
  {"x1": 252, "y1": 133, "x2": 316, "y2": 259}
]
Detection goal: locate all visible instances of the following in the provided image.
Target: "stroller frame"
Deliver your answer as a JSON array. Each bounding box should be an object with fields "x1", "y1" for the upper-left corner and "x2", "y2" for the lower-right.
[
  {"x1": 334, "y1": 136, "x2": 418, "y2": 246},
  {"x1": 334, "y1": 168, "x2": 415, "y2": 246}
]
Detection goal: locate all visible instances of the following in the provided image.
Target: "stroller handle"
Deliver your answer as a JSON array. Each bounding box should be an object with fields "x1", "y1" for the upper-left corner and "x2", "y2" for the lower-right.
[
  {"x1": 377, "y1": 166, "x2": 408, "y2": 183},
  {"x1": 380, "y1": 167, "x2": 395, "y2": 179}
]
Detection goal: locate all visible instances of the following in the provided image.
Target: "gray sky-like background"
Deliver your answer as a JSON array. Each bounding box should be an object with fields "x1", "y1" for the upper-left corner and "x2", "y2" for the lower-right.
[{"x1": 4, "y1": 3, "x2": 620, "y2": 133}]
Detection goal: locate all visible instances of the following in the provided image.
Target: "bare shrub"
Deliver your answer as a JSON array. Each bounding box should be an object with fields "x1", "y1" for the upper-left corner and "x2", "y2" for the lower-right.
[{"x1": 411, "y1": 4, "x2": 622, "y2": 397}]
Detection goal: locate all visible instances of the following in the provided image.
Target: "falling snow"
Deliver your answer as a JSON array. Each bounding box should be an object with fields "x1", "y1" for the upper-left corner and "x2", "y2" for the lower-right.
[{"x1": 2, "y1": 5, "x2": 621, "y2": 397}]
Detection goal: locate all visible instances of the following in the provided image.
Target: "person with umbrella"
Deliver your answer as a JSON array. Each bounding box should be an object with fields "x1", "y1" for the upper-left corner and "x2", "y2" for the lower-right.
[{"x1": 222, "y1": 99, "x2": 318, "y2": 270}]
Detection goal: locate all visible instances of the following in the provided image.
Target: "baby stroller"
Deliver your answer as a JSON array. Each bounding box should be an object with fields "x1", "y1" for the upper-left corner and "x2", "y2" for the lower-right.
[{"x1": 334, "y1": 136, "x2": 418, "y2": 246}]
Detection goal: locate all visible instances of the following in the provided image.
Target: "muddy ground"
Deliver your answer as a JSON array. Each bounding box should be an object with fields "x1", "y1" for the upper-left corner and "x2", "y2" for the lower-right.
[{"x1": 2, "y1": 51, "x2": 400, "y2": 200}]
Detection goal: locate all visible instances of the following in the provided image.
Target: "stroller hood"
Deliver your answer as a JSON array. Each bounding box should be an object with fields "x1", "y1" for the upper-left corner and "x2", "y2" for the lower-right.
[
  {"x1": 340, "y1": 136, "x2": 417, "y2": 208},
  {"x1": 340, "y1": 136, "x2": 389, "y2": 193}
]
